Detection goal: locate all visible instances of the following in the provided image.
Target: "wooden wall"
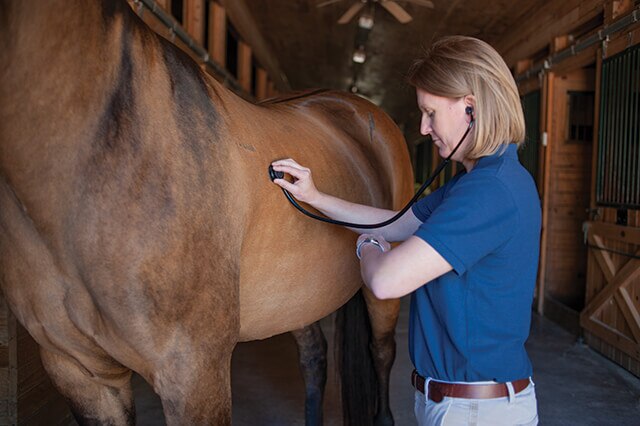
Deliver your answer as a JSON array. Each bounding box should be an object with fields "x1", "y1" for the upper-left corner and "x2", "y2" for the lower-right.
[{"x1": 505, "y1": 0, "x2": 640, "y2": 376}]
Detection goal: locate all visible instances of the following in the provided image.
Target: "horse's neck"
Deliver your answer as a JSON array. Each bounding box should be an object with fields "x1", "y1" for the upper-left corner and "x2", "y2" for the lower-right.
[{"x1": 1, "y1": 0, "x2": 131, "y2": 168}]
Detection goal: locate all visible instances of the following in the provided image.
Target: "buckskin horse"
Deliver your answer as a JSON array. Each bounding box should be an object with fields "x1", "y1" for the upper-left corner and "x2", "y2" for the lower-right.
[{"x1": 0, "y1": 1, "x2": 413, "y2": 424}]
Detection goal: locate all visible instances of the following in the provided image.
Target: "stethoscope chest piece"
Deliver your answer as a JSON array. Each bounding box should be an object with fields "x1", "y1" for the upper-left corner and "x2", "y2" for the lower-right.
[{"x1": 268, "y1": 165, "x2": 285, "y2": 182}]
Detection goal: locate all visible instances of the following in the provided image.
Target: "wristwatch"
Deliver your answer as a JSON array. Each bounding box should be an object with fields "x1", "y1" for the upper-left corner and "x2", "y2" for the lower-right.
[{"x1": 356, "y1": 237, "x2": 386, "y2": 259}]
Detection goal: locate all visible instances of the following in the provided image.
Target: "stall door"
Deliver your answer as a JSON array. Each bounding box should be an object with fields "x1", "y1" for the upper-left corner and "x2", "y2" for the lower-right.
[{"x1": 543, "y1": 67, "x2": 595, "y2": 330}]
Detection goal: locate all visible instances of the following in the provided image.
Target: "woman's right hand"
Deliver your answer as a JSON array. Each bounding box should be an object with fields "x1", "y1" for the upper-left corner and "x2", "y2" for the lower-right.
[{"x1": 270, "y1": 158, "x2": 321, "y2": 204}]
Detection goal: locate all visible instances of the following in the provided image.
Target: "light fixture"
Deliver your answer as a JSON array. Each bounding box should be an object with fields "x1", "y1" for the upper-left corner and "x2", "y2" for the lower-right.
[
  {"x1": 352, "y1": 45, "x2": 366, "y2": 63},
  {"x1": 358, "y1": 13, "x2": 374, "y2": 30}
]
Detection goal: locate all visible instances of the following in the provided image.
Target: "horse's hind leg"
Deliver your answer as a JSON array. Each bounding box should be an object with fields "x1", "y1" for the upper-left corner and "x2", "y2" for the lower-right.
[
  {"x1": 362, "y1": 288, "x2": 400, "y2": 426},
  {"x1": 40, "y1": 348, "x2": 135, "y2": 425},
  {"x1": 291, "y1": 321, "x2": 328, "y2": 426}
]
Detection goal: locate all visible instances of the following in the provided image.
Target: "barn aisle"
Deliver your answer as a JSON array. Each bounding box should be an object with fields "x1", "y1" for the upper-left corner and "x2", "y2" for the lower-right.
[{"x1": 132, "y1": 296, "x2": 640, "y2": 425}]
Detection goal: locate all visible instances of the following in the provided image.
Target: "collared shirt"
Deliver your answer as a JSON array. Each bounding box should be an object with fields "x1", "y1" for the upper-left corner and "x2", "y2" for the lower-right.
[{"x1": 410, "y1": 143, "x2": 541, "y2": 383}]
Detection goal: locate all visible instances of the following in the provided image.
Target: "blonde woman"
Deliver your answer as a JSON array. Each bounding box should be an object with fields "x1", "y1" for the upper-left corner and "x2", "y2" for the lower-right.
[{"x1": 271, "y1": 36, "x2": 540, "y2": 425}]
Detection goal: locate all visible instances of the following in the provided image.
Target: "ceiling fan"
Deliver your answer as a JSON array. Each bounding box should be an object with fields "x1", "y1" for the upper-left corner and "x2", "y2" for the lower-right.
[{"x1": 317, "y1": 0, "x2": 434, "y2": 25}]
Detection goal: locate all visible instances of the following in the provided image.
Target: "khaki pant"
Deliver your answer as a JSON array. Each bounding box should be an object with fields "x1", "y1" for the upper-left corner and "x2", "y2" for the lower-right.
[{"x1": 414, "y1": 380, "x2": 538, "y2": 426}]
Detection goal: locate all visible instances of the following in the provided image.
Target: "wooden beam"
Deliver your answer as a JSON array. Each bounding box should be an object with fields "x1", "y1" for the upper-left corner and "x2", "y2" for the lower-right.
[
  {"x1": 208, "y1": 1, "x2": 226, "y2": 67},
  {"x1": 183, "y1": 0, "x2": 205, "y2": 45},
  {"x1": 614, "y1": 288, "x2": 640, "y2": 343},
  {"x1": 237, "y1": 41, "x2": 252, "y2": 92},
  {"x1": 495, "y1": 0, "x2": 604, "y2": 67},
  {"x1": 580, "y1": 319, "x2": 640, "y2": 361},
  {"x1": 256, "y1": 68, "x2": 268, "y2": 101},
  {"x1": 582, "y1": 253, "x2": 640, "y2": 318}
]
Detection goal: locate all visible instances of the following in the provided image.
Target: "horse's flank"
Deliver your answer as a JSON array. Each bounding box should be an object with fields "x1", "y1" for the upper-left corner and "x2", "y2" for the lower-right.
[{"x1": 0, "y1": 0, "x2": 413, "y2": 422}]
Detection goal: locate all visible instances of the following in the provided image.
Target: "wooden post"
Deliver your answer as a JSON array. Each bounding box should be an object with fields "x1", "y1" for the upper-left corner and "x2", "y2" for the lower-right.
[
  {"x1": 266, "y1": 80, "x2": 276, "y2": 98},
  {"x1": 209, "y1": 1, "x2": 226, "y2": 67},
  {"x1": 237, "y1": 41, "x2": 252, "y2": 92},
  {"x1": 536, "y1": 71, "x2": 555, "y2": 315},
  {"x1": 256, "y1": 68, "x2": 268, "y2": 100},
  {"x1": 183, "y1": 0, "x2": 205, "y2": 45}
]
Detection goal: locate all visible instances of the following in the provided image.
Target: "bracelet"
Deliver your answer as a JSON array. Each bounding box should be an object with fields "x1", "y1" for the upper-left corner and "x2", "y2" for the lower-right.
[{"x1": 356, "y1": 237, "x2": 386, "y2": 259}]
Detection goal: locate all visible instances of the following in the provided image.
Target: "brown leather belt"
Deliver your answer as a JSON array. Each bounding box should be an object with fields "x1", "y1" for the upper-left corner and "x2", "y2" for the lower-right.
[{"x1": 411, "y1": 370, "x2": 530, "y2": 403}]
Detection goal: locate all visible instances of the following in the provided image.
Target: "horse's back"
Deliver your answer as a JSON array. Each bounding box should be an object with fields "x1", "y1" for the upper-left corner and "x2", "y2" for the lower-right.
[{"x1": 236, "y1": 90, "x2": 413, "y2": 341}]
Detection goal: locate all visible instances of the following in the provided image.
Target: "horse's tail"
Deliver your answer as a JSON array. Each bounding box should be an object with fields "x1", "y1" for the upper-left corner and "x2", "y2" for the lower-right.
[{"x1": 334, "y1": 289, "x2": 377, "y2": 425}]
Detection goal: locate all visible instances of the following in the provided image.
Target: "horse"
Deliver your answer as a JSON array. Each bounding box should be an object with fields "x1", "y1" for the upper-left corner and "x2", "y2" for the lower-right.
[{"x1": 0, "y1": 1, "x2": 413, "y2": 424}]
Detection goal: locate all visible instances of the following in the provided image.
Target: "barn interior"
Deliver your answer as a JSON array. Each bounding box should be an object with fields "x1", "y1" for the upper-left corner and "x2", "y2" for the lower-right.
[{"x1": 0, "y1": 0, "x2": 639, "y2": 424}]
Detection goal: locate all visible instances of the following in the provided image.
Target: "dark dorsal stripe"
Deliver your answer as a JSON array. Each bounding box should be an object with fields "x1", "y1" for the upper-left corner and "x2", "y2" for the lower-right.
[{"x1": 259, "y1": 89, "x2": 331, "y2": 105}]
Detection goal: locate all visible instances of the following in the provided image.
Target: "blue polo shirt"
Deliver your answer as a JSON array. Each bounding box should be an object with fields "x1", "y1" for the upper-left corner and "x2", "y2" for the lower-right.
[{"x1": 409, "y1": 144, "x2": 541, "y2": 383}]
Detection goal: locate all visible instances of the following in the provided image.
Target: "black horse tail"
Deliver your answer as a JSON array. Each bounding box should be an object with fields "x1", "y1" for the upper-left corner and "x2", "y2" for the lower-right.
[{"x1": 334, "y1": 289, "x2": 377, "y2": 426}]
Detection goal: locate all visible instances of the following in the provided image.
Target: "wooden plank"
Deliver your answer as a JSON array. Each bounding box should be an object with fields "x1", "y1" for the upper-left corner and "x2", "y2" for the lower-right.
[
  {"x1": 585, "y1": 331, "x2": 640, "y2": 376},
  {"x1": 536, "y1": 71, "x2": 555, "y2": 314},
  {"x1": 183, "y1": 0, "x2": 205, "y2": 45},
  {"x1": 582, "y1": 252, "x2": 640, "y2": 317},
  {"x1": 588, "y1": 234, "x2": 617, "y2": 282},
  {"x1": 209, "y1": 1, "x2": 226, "y2": 67},
  {"x1": 255, "y1": 68, "x2": 268, "y2": 101},
  {"x1": 237, "y1": 41, "x2": 252, "y2": 92},
  {"x1": 614, "y1": 287, "x2": 640, "y2": 343},
  {"x1": 580, "y1": 317, "x2": 640, "y2": 360},
  {"x1": 587, "y1": 221, "x2": 640, "y2": 244},
  {"x1": 590, "y1": 48, "x2": 603, "y2": 211},
  {"x1": 497, "y1": 0, "x2": 604, "y2": 67}
]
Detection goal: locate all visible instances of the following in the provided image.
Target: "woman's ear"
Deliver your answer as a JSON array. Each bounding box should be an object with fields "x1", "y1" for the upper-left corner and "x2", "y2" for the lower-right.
[{"x1": 463, "y1": 95, "x2": 476, "y2": 112}]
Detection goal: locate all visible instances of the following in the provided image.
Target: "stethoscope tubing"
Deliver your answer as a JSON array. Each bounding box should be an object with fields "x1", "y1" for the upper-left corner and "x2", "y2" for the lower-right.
[{"x1": 275, "y1": 117, "x2": 475, "y2": 229}]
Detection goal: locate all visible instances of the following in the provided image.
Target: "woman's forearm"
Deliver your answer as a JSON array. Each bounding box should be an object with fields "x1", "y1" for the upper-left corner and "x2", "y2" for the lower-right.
[{"x1": 310, "y1": 192, "x2": 419, "y2": 241}]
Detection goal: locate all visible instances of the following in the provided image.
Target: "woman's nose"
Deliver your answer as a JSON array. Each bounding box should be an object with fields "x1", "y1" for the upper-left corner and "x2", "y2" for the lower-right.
[{"x1": 420, "y1": 116, "x2": 431, "y2": 136}]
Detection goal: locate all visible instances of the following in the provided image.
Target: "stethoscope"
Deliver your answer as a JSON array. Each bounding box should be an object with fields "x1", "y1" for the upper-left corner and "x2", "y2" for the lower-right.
[{"x1": 268, "y1": 106, "x2": 475, "y2": 229}]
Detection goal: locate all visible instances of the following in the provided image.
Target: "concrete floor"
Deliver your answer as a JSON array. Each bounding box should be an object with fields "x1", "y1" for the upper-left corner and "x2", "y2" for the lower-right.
[{"x1": 132, "y1": 296, "x2": 640, "y2": 425}]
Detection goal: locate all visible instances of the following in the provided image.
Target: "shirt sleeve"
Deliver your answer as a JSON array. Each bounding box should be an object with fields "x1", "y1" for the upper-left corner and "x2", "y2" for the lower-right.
[
  {"x1": 413, "y1": 173, "x2": 519, "y2": 275},
  {"x1": 412, "y1": 175, "x2": 459, "y2": 222}
]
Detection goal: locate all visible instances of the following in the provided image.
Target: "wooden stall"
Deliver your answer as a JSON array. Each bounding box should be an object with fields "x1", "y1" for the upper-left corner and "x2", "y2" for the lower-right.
[{"x1": 505, "y1": 0, "x2": 640, "y2": 375}]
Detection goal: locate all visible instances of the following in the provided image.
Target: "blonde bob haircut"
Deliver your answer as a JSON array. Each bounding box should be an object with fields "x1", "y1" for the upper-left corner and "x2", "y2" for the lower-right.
[{"x1": 407, "y1": 36, "x2": 525, "y2": 159}]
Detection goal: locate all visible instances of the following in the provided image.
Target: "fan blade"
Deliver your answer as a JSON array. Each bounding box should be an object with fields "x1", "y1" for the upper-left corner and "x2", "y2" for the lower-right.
[
  {"x1": 338, "y1": 2, "x2": 366, "y2": 24},
  {"x1": 380, "y1": 1, "x2": 413, "y2": 23},
  {"x1": 317, "y1": 0, "x2": 343, "y2": 8},
  {"x1": 402, "y1": 0, "x2": 434, "y2": 8}
]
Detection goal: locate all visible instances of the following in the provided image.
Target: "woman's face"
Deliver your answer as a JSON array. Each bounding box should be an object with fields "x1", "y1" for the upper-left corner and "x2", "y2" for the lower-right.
[{"x1": 416, "y1": 89, "x2": 474, "y2": 165}]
